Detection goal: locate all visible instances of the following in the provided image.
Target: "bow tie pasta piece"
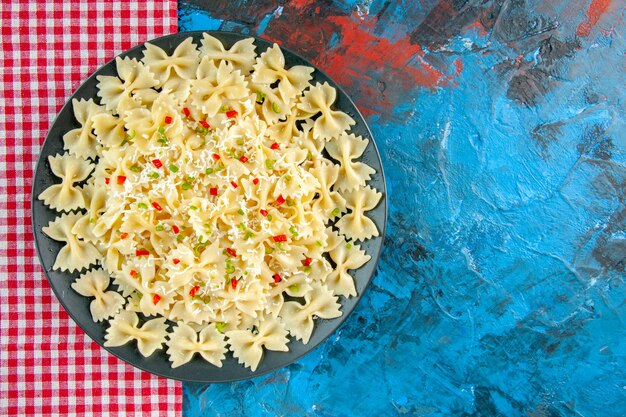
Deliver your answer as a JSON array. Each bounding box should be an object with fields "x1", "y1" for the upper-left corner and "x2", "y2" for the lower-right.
[
  {"x1": 190, "y1": 61, "x2": 249, "y2": 117},
  {"x1": 71, "y1": 269, "x2": 125, "y2": 322},
  {"x1": 166, "y1": 322, "x2": 228, "y2": 368},
  {"x1": 38, "y1": 154, "x2": 94, "y2": 211},
  {"x1": 327, "y1": 236, "x2": 371, "y2": 297},
  {"x1": 104, "y1": 310, "x2": 168, "y2": 357},
  {"x1": 42, "y1": 212, "x2": 101, "y2": 273},
  {"x1": 335, "y1": 186, "x2": 382, "y2": 242},
  {"x1": 309, "y1": 161, "x2": 346, "y2": 218},
  {"x1": 250, "y1": 82, "x2": 294, "y2": 126},
  {"x1": 325, "y1": 133, "x2": 376, "y2": 192},
  {"x1": 62, "y1": 98, "x2": 106, "y2": 159},
  {"x1": 96, "y1": 57, "x2": 158, "y2": 114},
  {"x1": 226, "y1": 314, "x2": 289, "y2": 371},
  {"x1": 199, "y1": 33, "x2": 257, "y2": 75},
  {"x1": 91, "y1": 112, "x2": 127, "y2": 148},
  {"x1": 280, "y1": 283, "x2": 341, "y2": 344},
  {"x1": 72, "y1": 186, "x2": 108, "y2": 243},
  {"x1": 252, "y1": 43, "x2": 314, "y2": 102},
  {"x1": 142, "y1": 37, "x2": 200, "y2": 87},
  {"x1": 297, "y1": 82, "x2": 355, "y2": 141}
]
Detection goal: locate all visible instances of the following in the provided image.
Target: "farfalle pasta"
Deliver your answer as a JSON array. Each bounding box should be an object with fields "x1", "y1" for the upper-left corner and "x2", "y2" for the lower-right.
[{"x1": 39, "y1": 35, "x2": 382, "y2": 371}]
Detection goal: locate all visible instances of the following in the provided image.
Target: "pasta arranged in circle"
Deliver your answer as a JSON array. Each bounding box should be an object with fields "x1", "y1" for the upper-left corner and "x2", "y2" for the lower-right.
[{"x1": 39, "y1": 34, "x2": 382, "y2": 371}]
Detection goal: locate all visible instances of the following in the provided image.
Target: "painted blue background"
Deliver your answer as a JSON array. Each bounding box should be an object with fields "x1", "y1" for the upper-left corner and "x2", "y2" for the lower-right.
[{"x1": 178, "y1": 1, "x2": 625, "y2": 415}]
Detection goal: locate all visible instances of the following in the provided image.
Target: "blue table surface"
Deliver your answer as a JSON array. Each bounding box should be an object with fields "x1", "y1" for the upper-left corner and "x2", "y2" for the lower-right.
[{"x1": 177, "y1": 1, "x2": 625, "y2": 416}]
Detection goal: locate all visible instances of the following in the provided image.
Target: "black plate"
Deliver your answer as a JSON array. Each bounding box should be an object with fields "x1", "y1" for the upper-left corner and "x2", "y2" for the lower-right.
[{"x1": 31, "y1": 31, "x2": 387, "y2": 382}]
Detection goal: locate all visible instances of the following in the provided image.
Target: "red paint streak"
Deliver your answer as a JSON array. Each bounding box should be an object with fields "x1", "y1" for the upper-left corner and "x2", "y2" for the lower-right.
[
  {"x1": 266, "y1": 15, "x2": 447, "y2": 117},
  {"x1": 576, "y1": 0, "x2": 612, "y2": 36},
  {"x1": 453, "y1": 59, "x2": 463, "y2": 76}
]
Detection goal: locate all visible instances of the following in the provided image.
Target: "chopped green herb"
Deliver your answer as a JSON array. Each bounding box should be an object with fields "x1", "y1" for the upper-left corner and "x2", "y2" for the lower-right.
[
  {"x1": 138, "y1": 203, "x2": 148, "y2": 209},
  {"x1": 212, "y1": 135, "x2": 218, "y2": 142},
  {"x1": 303, "y1": 266, "x2": 312, "y2": 273},
  {"x1": 196, "y1": 126, "x2": 208, "y2": 135},
  {"x1": 182, "y1": 182, "x2": 191, "y2": 190},
  {"x1": 236, "y1": 138, "x2": 244, "y2": 146},
  {"x1": 244, "y1": 230, "x2": 255, "y2": 240},
  {"x1": 271, "y1": 102, "x2": 281, "y2": 113},
  {"x1": 190, "y1": 205, "x2": 198, "y2": 210},
  {"x1": 216, "y1": 162, "x2": 225, "y2": 171},
  {"x1": 267, "y1": 214, "x2": 273, "y2": 222},
  {"x1": 177, "y1": 234, "x2": 184, "y2": 242},
  {"x1": 289, "y1": 226, "x2": 298, "y2": 237},
  {"x1": 169, "y1": 164, "x2": 179, "y2": 172},
  {"x1": 345, "y1": 243, "x2": 352, "y2": 250},
  {"x1": 265, "y1": 159, "x2": 274, "y2": 170},
  {"x1": 225, "y1": 260, "x2": 235, "y2": 274},
  {"x1": 89, "y1": 218, "x2": 96, "y2": 224},
  {"x1": 220, "y1": 105, "x2": 229, "y2": 113},
  {"x1": 284, "y1": 175, "x2": 292, "y2": 182},
  {"x1": 148, "y1": 172, "x2": 160, "y2": 179},
  {"x1": 237, "y1": 209, "x2": 245, "y2": 215},
  {"x1": 316, "y1": 240, "x2": 323, "y2": 247},
  {"x1": 199, "y1": 140, "x2": 206, "y2": 147},
  {"x1": 306, "y1": 151, "x2": 313, "y2": 161},
  {"x1": 137, "y1": 292, "x2": 143, "y2": 300},
  {"x1": 205, "y1": 168, "x2": 214, "y2": 175},
  {"x1": 256, "y1": 92, "x2": 265, "y2": 104},
  {"x1": 266, "y1": 247, "x2": 274, "y2": 254},
  {"x1": 215, "y1": 322, "x2": 227, "y2": 333},
  {"x1": 331, "y1": 207, "x2": 341, "y2": 217},
  {"x1": 158, "y1": 126, "x2": 165, "y2": 134},
  {"x1": 276, "y1": 242, "x2": 284, "y2": 251},
  {"x1": 127, "y1": 130, "x2": 136, "y2": 140},
  {"x1": 155, "y1": 225, "x2": 164, "y2": 231},
  {"x1": 286, "y1": 199, "x2": 295, "y2": 207},
  {"x1": 288, "y1": 284, "x2": 300, "y2": 293},
  {"x1": 187, "y1": 176, "x2": 195, "y2": 182},
  {"x1": 181, "y1": 226, "x2": 187, "y2": 231},
  {"x1": 130, "y1": 164, "x2": 141, "y2": 173},
  {"x1": 157, "y1": 137, "x2": 168, "y2": 145}
]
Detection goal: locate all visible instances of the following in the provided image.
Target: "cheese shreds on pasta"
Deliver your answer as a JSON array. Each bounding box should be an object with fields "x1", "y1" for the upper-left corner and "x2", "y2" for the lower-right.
[{"x1": 39, "y1": 34, "x2": 382, "y2": 371}]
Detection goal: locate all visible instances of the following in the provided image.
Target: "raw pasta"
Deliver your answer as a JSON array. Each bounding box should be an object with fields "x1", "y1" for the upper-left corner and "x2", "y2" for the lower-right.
[{"x1": 41, "y1": 34, "x2": 382, "y2": 370}]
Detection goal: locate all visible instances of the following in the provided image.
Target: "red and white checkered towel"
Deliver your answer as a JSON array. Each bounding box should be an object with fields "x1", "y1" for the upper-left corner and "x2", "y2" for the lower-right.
[{"x1": 0, "y1": 1, "x2": 182, "y2": 415}]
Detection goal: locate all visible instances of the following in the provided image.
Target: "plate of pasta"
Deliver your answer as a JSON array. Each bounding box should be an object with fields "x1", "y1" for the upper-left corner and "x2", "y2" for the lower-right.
[{"x1": 32, "y1": 31, "x2": 386, "y2": 382}]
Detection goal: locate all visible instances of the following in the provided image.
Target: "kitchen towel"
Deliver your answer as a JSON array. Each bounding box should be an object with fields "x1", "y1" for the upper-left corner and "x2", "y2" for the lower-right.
[{"x1": 0, "y1": 1, "x2": 182, "y2": 415}]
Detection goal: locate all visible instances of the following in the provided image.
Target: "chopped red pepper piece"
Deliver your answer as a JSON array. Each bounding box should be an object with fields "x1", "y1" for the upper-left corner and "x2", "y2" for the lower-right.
[
  {"x1": 252, "y1": 178, "x2": 259, "y2": 185},
  {"x1": 152, "y1": 202, "x2": 162, "y2": 211},
  {"x1": 152, "y1": 294, "x2": 161, "y2": 305},
  {"x1": 231, "y1": 278, "x2": 238, "y2": 289},
  {"x1": 273, "y1": 234, "x2": 287, "y2": 242},
  {"x1": 275, "y1": 195, "x2": 285, "y2": 206},
  {"x1": 189, "y1": 285, "x2": 200, "y2": 297},
  {"x1": 164, "y1": 116, "x2": 172, "y2": 124},
  {"x1": 209, "y1": 187, "x2": 218, "y2": 196},
  {"x1": 303, "y1": 257, "x2": 312, "y2": 266},
  {"x1": 226, "y1": 248, "x2": 237, "y2": 257},
  {"x1": 136, "y1": 249, "x2": 150, "y2": 256},
  {"x1": 270, "y1": 142, "x2": 279, "y2": 150},
  {"x1": 273, "y1": 273, "x2": 281, "y2": 283},
  {"x1": 117, "y1": 175, "x2": 126, "y2": 185},
  {"x1": 212, "y1": 153, "x2": 220, "y2": 160},
  {"x1": 183, "y1": 107, "x2": 191, "y2": 118},
  {"x1": 130, "y1": 270, "x2": 138, "y2": 277},
  {"x1": 239, "y1": 155, "x2": 248, "y2": 163},
  {"x1": 226, "y1": 110, "x2": 238, "y2": 118},
  {"x1": 152, "y1": 159, "x2": 163, "y2": 169},
  {"x1": 120, "y1": 232, "x2": 128, "y2": 239},
  {"x1": 199, "y1": 120, "x2": 210, "y2": 129},
  {"x1": 259, "y1": 209, "x2": 268, "y2": 217},
  {"x1": 173, "y1": 258, "x2": 181, "y2": 265},
  {"x1": 231, "y1": 181, "x2": 238, "y2": 189},
  {"x1": 172, "y1": 225, "x2": 180, "y2": 234},
  {"x1": 105, "y1": 178, "x2": 110, "y2": 185}
]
